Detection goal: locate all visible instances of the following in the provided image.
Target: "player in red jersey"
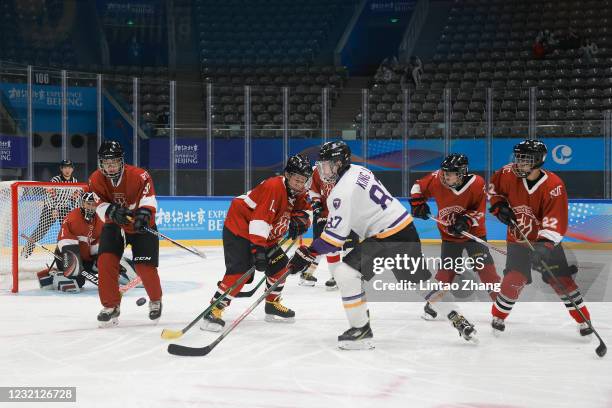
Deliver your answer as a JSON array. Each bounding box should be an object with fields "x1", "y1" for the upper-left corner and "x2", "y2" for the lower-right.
[
  {"x1": 200, "y1": 154, "x2": 313, "y2": 332},
  {"x1": 89, "y1": 141, "x2": 162, "y2": 327},
  {"x1": 37, "y1": 191, "x2": 139, "y2": 293},
  {"x1": 488, "y1": 139, "x2": 593, "y2": 337},
  {"x1": 302, "y1": 166, "x2": 359, "y2": 289},
  {"x1": 410, "y1": 154, "x2": 501, "y2": 320}
]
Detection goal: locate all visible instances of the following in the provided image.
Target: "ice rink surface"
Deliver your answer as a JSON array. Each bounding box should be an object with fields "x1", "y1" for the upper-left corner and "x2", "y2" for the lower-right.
[{"x1": 1, "y1": 246, "x2": 611, "y2": 408}]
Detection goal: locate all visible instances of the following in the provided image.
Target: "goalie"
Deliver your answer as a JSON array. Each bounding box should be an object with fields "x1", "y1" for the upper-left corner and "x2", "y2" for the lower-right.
[{"x1": 37, "y1": 191, "x2": 137, "y2": 292}]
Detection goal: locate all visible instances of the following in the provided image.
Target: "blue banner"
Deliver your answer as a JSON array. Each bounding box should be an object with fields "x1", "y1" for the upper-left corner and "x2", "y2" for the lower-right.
[
  {"x1": 0, "y1": 135, "x2": 27, "y2": 168},
  {"x1": 0, "y1": 84, "x2": 96, "y2": 111},
  {"x1": 155, "y1": 197, "x2": 612, "y2": 243},
  {"x1": 146, "y1": 137, "x2": 608, "y2": 172}
]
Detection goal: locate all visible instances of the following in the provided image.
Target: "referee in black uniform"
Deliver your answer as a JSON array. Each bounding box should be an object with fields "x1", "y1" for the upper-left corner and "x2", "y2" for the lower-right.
[{"x1": 22, "y1": 160, "x2": 79, "y2": 258}]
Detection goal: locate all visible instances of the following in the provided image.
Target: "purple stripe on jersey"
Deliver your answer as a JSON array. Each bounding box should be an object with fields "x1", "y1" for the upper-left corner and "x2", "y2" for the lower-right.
[
  {"x1": 388, "y1": 211, "x2": 409, "y2": 229},
  {"x1": 311, "y1": 237, "x2": 342, "y2": 255},
  {"x1": 323, "y1": 229, "x2": 347, "y2": 241},
  {"x1": 342, "y1": 291, "x2": 365, "y2": 302}
]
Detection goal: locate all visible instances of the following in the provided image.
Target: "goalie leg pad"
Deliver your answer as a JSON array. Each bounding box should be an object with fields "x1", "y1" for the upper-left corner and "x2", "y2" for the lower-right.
[
  {"x1": 37, "y1": 269, "x2": 54, "y2": 289},
  {"x1": 52, "y1": 273, "x2": 80, "y2": 293}
]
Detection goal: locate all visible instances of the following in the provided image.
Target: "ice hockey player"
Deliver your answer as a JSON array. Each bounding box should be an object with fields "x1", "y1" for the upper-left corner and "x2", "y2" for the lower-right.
[
  {"x1": 89, "y1": 141, "x2": 162, "y2": 327},
  {"x1": 489, "y1": 139, "x2": 593, "y2": 337},
  {"x1": 200, "y1": 154, "x2": 313, "y2": 332},
  {"x1": 302, "y1": 165, "x2": 359, "y2": 289},
  {"x1": 37, "y1": 191, "x2": 138, "y2": 292},
  {"x1": 288, "y1": 141, "x2": 430, "y2": 350},
  {"x1": 409, "y1": 154, "x2": 501, "y2": 341},
  {"x1": 22, "y1": 160, "x2": 79, "y2": 258}
]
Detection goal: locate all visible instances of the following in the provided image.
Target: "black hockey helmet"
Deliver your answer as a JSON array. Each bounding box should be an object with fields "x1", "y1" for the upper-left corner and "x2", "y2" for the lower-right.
[
  {"x1": 317, "y1": 140, "x2": 351, "y2": 182},
  {"x1": 512, "y1": 139, "x2": 547, "y2": 178},
  {"x1": 59, "y1": 160, "x2": 74, "y2": 169},
  {"x1": 284, "y1": 154, "x2": 312, "y2": 196},
  {"x1": 440, "y1": 153, "x2": 469, "y2": 188},
  {"x1": 284, "y1": 153, "x2": 313, "y2": 179},
  {"x1": 97, "y1": 141, "x2": 125, "y2": 185},
  {"x1": 80, "y1": 191, "x2": 97, "y2": 222}
]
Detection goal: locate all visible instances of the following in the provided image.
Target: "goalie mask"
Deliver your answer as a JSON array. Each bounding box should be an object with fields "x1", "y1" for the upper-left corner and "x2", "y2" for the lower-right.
[
  {"x1": 80, "y1": 192, "x2": 97, "y2": 222},
  {"x1": 440, "y1": 153, "x2": 469, "y2": 188},
  {"x1": 512, "y1": 139, "x2": 547, "y2": 178},
  {"x1": 284, "y1": 154, "x2": 313, "y2": 196},
  {"x1": 98, "y1": 141, "x2": 124, "y2": 186},
  {"x1": 317, "y1": 140, "x2": 351, "y2": 183}
]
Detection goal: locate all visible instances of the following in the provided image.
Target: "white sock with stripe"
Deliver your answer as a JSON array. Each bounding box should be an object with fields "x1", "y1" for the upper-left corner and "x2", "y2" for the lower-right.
[{"x1": 335, "y1": 262, "x2": 369, "y2": 328}]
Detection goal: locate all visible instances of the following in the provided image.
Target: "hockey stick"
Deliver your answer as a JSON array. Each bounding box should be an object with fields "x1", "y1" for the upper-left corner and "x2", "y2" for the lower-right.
[
  {"x1": 142, "y1": 226, "x2": 207, "y2": 259},
  {"x1": 428, "y1": 216, "x2": 508, "y2": 256},
  {"x1": 234, "y1": 239, "x2": 297, "y2": 298},
  {"x1": 168, "y1": 267, "x2": 293, "y2": 356},
  {"x1": 160, "y1": 237, "x2": 292, "y2": 340},
  {"x1": 20, "y1": 233, "x2": 142, "y2": 292},
  {"x1": 511, "y1": 220, "x2": 607, "y2": 358}
]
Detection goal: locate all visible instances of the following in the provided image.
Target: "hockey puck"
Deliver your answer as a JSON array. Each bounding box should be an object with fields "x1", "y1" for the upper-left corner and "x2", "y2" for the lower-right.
[{"x1": 136, "y1": 297, "x2": 147, "y2": 306}]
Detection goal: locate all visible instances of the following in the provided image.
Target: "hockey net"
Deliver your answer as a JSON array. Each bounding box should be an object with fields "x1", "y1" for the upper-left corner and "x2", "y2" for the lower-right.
[{"x1": 0, "y1": 181, "x2": 88, "y2": 293}]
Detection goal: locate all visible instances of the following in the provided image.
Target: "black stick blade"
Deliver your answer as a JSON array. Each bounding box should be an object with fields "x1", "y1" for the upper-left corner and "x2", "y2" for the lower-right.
[
  {"x1": 596, "y1": 342, "x2": 607, "y2": 358},
  {"x1": 167, "y1": 343, "x2": 212, "y2": 357}
]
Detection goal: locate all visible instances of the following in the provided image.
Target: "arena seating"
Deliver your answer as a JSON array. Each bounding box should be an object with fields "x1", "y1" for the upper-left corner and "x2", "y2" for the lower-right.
[
  {"x1": 0, "y1": 0, "x2": 77, "y2": 68},
  {"x1": 361, "y1": 0, "x2": 612, "y2": 138}
]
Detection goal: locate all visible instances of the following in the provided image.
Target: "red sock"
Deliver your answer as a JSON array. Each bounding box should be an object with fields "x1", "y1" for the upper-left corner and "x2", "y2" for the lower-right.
[
  {"x1": 265, "y1": 268, "x2": 287, "y2": 302},
  {"x1": 98, "y1": 253, "x2": 121, "y2": 308},
  {"x1": 476, "y1": 263, "x2": 501, "y2": 301},
  {"x1": 434, "y1": 269, "x2": 456, "y2": 284},
  {"x1": 549, "y1": 276, "x2": 591, "y2": 323},
  {"x1": 491, "y1": 270, "x2": 527, "y2": 320},
  {"x1": 134, "y1": 263, "x2": 162, "y2": 302}
]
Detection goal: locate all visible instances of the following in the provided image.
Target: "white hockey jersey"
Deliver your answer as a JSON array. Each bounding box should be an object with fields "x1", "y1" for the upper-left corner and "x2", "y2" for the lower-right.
[{"x1": 317, "y1": 165, "x2": 413, "y2": 250}]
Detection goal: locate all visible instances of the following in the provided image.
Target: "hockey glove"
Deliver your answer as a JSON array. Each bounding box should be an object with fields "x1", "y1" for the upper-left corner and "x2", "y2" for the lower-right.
[
  {"x1": 288, "y1": 210, "x2": 310, "y2": 240},
  {"x1": 288, "y1": 245, "x2": 318, "y2": 275},
  {"x1": 447, "y1": 214, "x2": 473, "y2": 237},
  {"x1": 409, "y1": 195, "x2": 430, "y2": 220},
  {"x1": 489, "y1": 201, "x2": 516, "y2": 226},
  {"x1": 311, "y1": 200, "x2": 324, "y2": 220},
  {"x1": 531, "y1": 239, "x2": 555, "y2": 268},
  {"x1": 133, "y1": 207, "x2": 152, "y2": 233},
  {"x1": 106, "y1": 203, "x2": 132, "y2": 225},
  {"x1": 251, "y1": 245, "x2": 268, "y2": 273}
]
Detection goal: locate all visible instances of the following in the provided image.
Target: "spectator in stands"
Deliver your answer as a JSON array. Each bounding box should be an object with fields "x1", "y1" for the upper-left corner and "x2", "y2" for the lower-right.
[
  {"x1": 581, "y1": 39, "x2": 598, "y2": 63},
  {"x1": 533, "y1": 37, "x2": 546, "y2": 59},
  {"x1": 129, "y1": 36, "x2": 142, "y2": 66},
  {"x1": 411, "y1": 56, "x2": 423, "y2": 87}
]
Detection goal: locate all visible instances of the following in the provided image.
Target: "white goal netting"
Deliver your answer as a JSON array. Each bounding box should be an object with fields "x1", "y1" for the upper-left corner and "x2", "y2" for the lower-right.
[{"x1": 0, "y1": 181, "x2": 87, "y2": 292}]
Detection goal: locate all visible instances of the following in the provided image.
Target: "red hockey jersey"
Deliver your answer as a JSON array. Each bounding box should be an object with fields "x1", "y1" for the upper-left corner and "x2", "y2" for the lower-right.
[
  {"x1": 411, "y1": 171, "x2": 487, "y2": 242},
  {"x1": 308, "y1": 167, "x2": 335, "y2": 218},
  {"x1": 57, "y1": 208, "x2": 104, "y2": 261},
  {"x1": 488, "y1": 165, "x2": 568, "y2": 244},
  {"x1": 88, "y1": 164, "x2": 157, "y2": 234},
  {"x1": 224, "y1": 176, "x2": 310, "y2": 247}
]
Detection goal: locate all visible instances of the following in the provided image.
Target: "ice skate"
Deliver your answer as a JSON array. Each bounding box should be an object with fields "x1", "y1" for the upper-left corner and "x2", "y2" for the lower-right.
[
  {"x1": 338, "y1": 322, "x2": 374, "y2": 350},
  {"x1": 578, "y1": 322, "x2": 593, "y2": 337},
  {"x1": 421, "y1": 302, "x2": 438, "y2": 320},
  {"x1": 491, "y1": 316, "x2": 505, "y2": 336},
  {"x1": 325, "y1": 277, "x2": 338, "y2": 291},
  {"x1": 149, "y1": 300, "x2": 162, "y2": 321},
  {"x1": 299, "y1": 272, "x2": 317, "y2": 287},
  {"x1": 200, "y1": 306, "x2": 225, "y2": 332},
  {"x1": 264, "y1": 297, "x2": 295, "y2": 323},
  {"x1": 97, "y1": 306, "x2": 120, "y2": 328},
  {"x1": 448, "y1": 311, "x2": 478, "y2": 343}
]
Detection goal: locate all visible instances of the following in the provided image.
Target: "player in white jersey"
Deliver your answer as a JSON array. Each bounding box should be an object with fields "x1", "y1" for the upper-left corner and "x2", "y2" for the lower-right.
[{"x1": 288, "y1": 141, "x2": 430, "y2": 350}]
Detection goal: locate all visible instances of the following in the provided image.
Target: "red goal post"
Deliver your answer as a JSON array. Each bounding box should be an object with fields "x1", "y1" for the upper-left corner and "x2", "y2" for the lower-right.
[{"x1": 0, "y1": 181, "x2": 88, "y2": 293}]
